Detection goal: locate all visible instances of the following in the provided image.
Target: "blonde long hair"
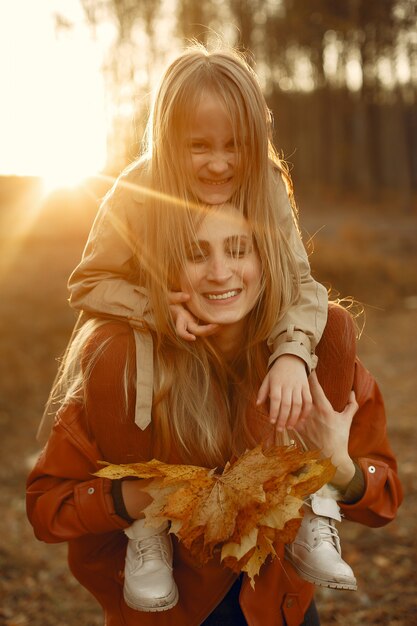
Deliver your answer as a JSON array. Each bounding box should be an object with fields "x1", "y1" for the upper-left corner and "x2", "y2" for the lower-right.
[
  {"x1": 135, "y1": 42, "x2": 301, "y2": 334},
  {"x1": 46, "y1": 43, "x2": 302, "y2": 467},
  {"x1": 126, "y1": 44, "x2": 300, "y2": 466}
]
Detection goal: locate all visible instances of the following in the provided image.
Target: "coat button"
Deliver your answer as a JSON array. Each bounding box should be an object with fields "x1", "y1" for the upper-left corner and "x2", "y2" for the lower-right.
[
  {"x1": 368, "y1": 465, "x2": 376, "y2": 474},
  {"x1": 286, "y1": 598, "x2": 294, "y2": 608},
  {"x1": 87, "y1": 487, "x2": 95, "y2": 494}
]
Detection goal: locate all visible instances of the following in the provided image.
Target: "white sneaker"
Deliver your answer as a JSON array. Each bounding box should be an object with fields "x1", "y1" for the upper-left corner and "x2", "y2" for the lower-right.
[
  {"x1": 123, "y1": 519, "x2": 179, "y2": 611},
  {"x1": 285, "y1": 490, "x2": 357, "y2": 590}
]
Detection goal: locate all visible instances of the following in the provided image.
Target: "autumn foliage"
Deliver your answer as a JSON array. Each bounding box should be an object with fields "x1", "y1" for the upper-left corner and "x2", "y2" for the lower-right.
[{"x1": 95, "y1": 444, "x2": 334, "y2": 586}]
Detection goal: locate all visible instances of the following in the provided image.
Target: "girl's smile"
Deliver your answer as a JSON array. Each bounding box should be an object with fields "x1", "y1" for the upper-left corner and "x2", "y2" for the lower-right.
[{"x1": 187, "y1": 92, "x2": 238, "y2": 205}]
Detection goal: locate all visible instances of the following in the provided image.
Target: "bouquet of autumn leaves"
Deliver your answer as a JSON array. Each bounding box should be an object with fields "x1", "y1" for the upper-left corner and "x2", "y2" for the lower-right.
[{"x1": 95, "y1": 444, "x2": 334, "y2": 587}]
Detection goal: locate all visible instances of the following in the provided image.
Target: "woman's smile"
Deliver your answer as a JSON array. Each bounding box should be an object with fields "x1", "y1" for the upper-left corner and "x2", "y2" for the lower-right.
[
  {"x1": 204, "y1": 288, "x2": 241, "y2": 301},
  {"x1": 179, "y1": 204, "x2": 262, "y2": 350}
]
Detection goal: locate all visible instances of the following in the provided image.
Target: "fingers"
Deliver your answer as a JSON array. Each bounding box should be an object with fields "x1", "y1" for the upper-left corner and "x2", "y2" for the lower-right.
[
  {"x1": 256, "y1": 376, "x2": 270, "y2": 406},
  {"x1": 342, "y1": 391, "x2": 358, "y2": 421},
  {"x1": 173, "y1": 310, "x2": 219, "y2": 342},
  {"x1": 268, "y1": 388, "x2": 312, "y2": 432},
  {"x1": 257, "y1": 370, "x2": 312, "y2": 432},
  {"x1": 308, "y1": 372, "x2": 329, "y2": 405},
  {"x1": 168, "y1": 291, "x2": 190, "y2": 305},
  {"x1": 191, "y1": 322, "x2": 219, "y2": 338},
  {"x1": 290, "y1": 386, "x2": 312, "y2": 428},
  {"x1": 275, "y1": 389, "x2": 297, "y2": 432},
  {"x1": 175, "y1": 316, "x2": 197, "y2": 341}
]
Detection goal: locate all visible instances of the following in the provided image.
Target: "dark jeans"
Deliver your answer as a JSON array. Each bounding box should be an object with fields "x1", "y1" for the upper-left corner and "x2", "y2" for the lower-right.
[{"x1": 201, "y1": 576, "x2": 320, "y2": 626}]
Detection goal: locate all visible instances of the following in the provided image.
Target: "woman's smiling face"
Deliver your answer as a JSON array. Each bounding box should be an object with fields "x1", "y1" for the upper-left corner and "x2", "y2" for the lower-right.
[{"x1": 179, "y1": 205, "x2": 262, "y2": 346}]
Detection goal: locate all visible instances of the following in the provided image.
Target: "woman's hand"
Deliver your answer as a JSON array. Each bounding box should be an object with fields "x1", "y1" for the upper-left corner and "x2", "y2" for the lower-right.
[
  {"x1": 296, "y1": 372, "x2": 358, "y2": 491},
  {"x1": 168, "y1": 291, "x2": 219, "y2": 341},
  {"x1": 256, "y1": 354, "x2": 312, "y2": 431},
  {"x1": 121, "y1": 479, "x2": 153, "y2": 520}
]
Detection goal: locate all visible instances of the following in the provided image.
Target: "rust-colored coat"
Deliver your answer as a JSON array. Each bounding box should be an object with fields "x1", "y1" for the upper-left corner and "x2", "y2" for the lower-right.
[{"x1": 27, "y1": 313, "x2": 403, "y2": 626}]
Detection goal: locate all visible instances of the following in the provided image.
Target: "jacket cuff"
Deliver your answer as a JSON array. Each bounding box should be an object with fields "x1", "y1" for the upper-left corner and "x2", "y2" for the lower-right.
[
  {"x1": 74, "y1": 477, "x2": 130, "y2": 534},
  {"x1": 111, "y1": 479, "x2": 135, "y2": 524},
  {"x1": 341, "y1": 462, "x2": 365, "y2": 504},
  {"x1": 268, "y1": 327, "x2": 317, "y2": 373},
  {"x1": 339, "y1": 458, "x2": 389, "y2": 516}
]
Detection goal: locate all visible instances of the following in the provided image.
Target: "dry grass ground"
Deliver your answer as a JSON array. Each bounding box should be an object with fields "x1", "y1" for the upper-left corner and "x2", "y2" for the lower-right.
[{"x1": 0, "y1": 180, "x2": 416, "y2": 625}]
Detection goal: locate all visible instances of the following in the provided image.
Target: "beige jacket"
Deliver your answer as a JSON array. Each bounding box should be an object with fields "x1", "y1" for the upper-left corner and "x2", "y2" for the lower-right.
[{"x1": 66, "y1": 161, "x2": 327, "y2": 432}]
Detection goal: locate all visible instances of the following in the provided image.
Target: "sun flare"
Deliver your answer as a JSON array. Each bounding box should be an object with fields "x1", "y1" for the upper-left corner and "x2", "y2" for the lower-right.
[{"x1": 0, "y1": 1, "x2": 107, "y2": 190}]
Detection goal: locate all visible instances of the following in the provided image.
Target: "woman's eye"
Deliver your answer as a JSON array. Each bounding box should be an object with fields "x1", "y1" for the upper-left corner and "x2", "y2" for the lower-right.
[
  {"x1": 186, "y1": 247, "x2": 208, "y2": 263},
  {"x1": 228, "y1": 244, "x2": 249, "y2": 258},
  {"x1": 227, "y1": 237, "x2": 252, "y2": 259}
]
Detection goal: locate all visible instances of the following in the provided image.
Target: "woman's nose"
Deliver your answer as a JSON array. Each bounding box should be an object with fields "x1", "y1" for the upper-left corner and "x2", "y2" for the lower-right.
[{"x1": 206, "y1": 256, "x2": 233, "y2": 282}]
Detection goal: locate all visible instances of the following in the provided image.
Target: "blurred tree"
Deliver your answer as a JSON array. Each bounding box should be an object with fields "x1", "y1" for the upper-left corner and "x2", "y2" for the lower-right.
[
  {"x1": 79, "y1": 0, "x2": 417, "y2": 202},
  {"x1": 80, "y1": 0, "x2": 163, "y2": 169}
]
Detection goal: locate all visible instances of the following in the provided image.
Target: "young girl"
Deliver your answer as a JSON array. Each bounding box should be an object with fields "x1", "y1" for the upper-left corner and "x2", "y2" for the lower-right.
[
  {"x1": 62, "y1": 43, "x2": 328, "y2": 436},
  {"x1": 37, "y1": 44, "x2": 354, "y2": 611},
  {"x1": 28, "y1": 203, "x2": 402, "y2": 625}
]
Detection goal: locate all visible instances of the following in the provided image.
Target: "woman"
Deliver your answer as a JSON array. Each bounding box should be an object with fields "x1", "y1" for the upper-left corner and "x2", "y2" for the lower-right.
[{"x1": 27, "y1": 203, "x2": 402, "y2": 625}]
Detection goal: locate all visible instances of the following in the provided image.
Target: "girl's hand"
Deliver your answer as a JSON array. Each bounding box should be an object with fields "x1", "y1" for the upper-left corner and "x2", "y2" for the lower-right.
[
  {"x1": 296, "y1": 372, "x2": 358, "y2": 490},
  {"x1": 256, "y1": 354, "x2": 312, "y2": 431},
  {"x1": 168, "y1": 291, "x2": 219, "y2": 341}
]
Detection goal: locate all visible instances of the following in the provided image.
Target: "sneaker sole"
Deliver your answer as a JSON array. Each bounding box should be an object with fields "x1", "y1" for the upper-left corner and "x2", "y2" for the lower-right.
[
  {"x1": 124, "y1": 584, "x2": 179, "y2": 612},
  {"x1": 285, "y1": 549, "x2": 358, "y2": 591}
]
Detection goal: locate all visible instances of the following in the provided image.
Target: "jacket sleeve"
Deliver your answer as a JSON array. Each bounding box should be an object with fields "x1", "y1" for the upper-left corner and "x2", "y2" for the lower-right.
[
  {"x1": 26, "y1": 324, "x2": 142, "y2": 543},
  {"x1": 339, "y1": 359, "x2": 403, "y2": 527},
  {"x1": 26, "y1": 404, "x2": 129, "y2": 544},
  {"x1": 68, "y1": 164, "x2": 151, "y2": 322},
  {"x1": 266, "y1": 172, "x2": 328, "y2": 372}
]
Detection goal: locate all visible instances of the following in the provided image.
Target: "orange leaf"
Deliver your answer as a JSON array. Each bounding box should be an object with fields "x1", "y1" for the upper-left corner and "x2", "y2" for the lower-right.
[{"x1": 95, "y1": 444, "x2": 333, "y2": 586}]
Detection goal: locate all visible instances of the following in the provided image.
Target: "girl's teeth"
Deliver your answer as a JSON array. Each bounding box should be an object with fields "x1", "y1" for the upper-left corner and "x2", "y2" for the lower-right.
[
  {"x1": 207, "y1": 290, "x2": 238, "y2": 300},
  {"x1": 202, "y1": 179, "x2": 230, "y2": 185}
]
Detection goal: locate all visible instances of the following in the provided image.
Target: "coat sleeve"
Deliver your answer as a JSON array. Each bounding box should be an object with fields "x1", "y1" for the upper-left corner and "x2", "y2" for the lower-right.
[
  {"x1": 68, "y1": 164, "x2": 151, "y2": 321},
  {"x1": 339, "y1": 359, "x2": 403, "y2": 527},
  {"x1": 26, "y1": 404, "x2": 129, "y2": 544},
  {"x1": 26, "y1": 324, "x2": 144, "y2": 543},
  {"x1": 266, "y1": 172, "x2": 328, "y2": 372}
]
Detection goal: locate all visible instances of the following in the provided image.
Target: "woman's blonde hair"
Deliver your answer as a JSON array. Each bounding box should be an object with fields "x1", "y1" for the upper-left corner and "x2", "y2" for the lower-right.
[
  {"x1": 136, "y1": 41, "x2": 301, "y2": 335},
  {"x1": 129, "y1": 44, "x2": 303, "y2": 466},
  {"x1": 144, "y1": 199, "x2": 299, "y2": 467},
  {"x1": 47, "y1": 42, "x2": 303, "y2": 468}
]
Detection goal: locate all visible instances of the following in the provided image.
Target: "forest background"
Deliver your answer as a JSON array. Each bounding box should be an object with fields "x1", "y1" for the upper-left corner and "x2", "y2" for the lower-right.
[{"x1": 0, "y1": 1, "x2": 416, "y2": 624}]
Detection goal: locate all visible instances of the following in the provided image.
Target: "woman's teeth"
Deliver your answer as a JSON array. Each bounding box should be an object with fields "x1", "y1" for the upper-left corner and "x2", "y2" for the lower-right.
[{"x1": 206, "y1": 290, "x2": 239, "y2": 300}]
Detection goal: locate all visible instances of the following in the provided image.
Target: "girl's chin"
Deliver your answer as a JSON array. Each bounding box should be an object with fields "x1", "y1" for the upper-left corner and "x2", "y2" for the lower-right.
[{"x1": 194, "y1": 183, "x2": 235, "y2": 205}]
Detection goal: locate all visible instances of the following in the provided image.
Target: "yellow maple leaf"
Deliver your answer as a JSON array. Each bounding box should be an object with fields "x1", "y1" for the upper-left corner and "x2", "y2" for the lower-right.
[{"x1": 94, "y1": 444, "x2": 333, "y2": 587}]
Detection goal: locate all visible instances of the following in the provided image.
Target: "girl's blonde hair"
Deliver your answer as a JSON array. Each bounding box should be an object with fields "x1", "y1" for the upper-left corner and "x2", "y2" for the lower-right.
[
  {"x1": 137, "y1": 42, "x2": 301, "y2": 336},
  {"x1": 48, "y1": 42, "x2": 302, "y2": 468},
  {"x1": 129, "y1": 43, "x2": 302, "y2": 466}
]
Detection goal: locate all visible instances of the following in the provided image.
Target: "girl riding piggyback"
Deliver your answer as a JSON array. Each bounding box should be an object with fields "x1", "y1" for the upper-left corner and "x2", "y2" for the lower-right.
[
  {"x1": 44, "y1": 43, "x2": 358, "y2": 610},
  {"x1": 66, "y1": 44, "x2": 327, "y2": 433}
]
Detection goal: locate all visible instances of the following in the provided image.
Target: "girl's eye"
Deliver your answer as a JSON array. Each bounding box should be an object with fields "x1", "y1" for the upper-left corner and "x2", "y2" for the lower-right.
[
  {"x1": 226, "y1": 139, "x2": 240, "y2": 152},
  {"x1": 189, "y1": 142, "x2": 207, "y2": 153}
]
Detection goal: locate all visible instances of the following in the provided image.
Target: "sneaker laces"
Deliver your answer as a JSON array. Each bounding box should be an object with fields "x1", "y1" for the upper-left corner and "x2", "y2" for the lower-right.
[
  {"x1": 305, "y1": 500, "x2": 341, "y2": 549},
  {"x1": 132, "y1": 535, "x2": 172, "y2": 571}
]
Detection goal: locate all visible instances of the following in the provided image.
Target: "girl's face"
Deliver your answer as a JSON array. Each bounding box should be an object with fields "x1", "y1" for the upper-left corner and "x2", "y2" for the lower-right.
[
  {"x1": 179, "y1": 205, "x2": 262, "y2": 349},
  {"x1": 186, "y1": 91, "x2": 239, "y2": 205}
]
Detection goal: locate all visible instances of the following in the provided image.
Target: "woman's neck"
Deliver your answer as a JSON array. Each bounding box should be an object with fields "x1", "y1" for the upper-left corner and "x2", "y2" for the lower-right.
[{"x1": 210, "y1": 321, "x2": 246, "y2": 362}]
